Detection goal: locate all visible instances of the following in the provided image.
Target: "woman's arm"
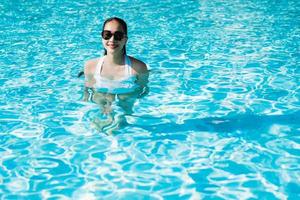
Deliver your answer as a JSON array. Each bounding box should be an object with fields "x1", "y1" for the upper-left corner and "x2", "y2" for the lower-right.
[
  {"x1": 130, "y1": 57, "x2": 149, "y2": 87},
  {"x1": 84, "y1": 59, "x2": 98, "y2": 87}
]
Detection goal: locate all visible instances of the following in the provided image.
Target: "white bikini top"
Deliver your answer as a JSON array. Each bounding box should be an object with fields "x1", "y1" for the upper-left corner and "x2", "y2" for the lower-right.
[{"x1": 93, "y1": 55, "x2": 138, "y2": 94}]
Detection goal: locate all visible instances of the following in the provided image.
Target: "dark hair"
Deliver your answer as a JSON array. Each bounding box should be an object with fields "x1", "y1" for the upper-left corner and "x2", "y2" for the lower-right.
[{"x1": 102, "y1": 17, "x2": 127, "y2": 55}]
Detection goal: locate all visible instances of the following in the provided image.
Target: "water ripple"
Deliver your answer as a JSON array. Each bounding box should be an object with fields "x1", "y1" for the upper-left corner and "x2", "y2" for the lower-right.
[{"x1": 1, "y1": 0, "x2": 300, "y2": 199}]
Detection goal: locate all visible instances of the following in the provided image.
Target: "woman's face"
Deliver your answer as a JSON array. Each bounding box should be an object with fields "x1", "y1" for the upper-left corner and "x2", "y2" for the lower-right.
[{"x1": 102, "y1": 20, "x2": 127, "y2": 55}]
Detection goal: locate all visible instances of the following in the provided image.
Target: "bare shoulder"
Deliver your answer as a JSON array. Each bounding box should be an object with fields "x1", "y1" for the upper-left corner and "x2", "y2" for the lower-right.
[
  {"x1": 129, "y1": 56, "x2": 148, "y2": 74},
  {"x1": 84, "y1": 58, "x2": 99, "y2": 74}
]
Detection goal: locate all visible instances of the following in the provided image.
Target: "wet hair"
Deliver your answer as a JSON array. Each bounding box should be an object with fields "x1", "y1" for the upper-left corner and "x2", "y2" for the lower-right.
[{"x1": 102, "y1": 17, "x2": 127, "y2": 55}]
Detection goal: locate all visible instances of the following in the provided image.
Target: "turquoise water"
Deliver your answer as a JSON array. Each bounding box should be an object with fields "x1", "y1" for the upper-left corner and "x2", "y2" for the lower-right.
[{"x1": 1, "y1": 0, "x2": 300, "y2": 199}]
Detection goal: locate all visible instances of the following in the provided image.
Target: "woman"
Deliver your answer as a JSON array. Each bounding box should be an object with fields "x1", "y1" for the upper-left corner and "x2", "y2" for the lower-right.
[{"x1": 83, "y1": 17, "x2": 149, "y2": 131}]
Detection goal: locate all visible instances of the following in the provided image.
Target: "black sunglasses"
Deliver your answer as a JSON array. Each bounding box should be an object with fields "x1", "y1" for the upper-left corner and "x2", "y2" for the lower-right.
[{"x1": 101, "y1": 30, "x2": 126, "y2": 41}]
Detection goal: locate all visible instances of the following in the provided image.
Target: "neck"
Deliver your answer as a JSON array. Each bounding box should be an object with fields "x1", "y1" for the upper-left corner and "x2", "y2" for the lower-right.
[{"x1": 106, "y1": 52, "x2": 125, "y2": 65}]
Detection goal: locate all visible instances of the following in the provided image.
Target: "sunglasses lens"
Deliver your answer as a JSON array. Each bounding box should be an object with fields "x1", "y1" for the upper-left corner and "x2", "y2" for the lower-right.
[
  {"x1": 102, "y1": 31, "x2": 112, "y2": 40},
  {"x1": 114, "y1": 31, "x2": 124, "y2": 41}
]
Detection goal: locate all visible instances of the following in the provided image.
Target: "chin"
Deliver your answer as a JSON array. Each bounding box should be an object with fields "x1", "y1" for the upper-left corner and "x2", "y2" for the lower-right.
[{"x1": 107, "y1": 48, "x2": 122, "y2": 55}]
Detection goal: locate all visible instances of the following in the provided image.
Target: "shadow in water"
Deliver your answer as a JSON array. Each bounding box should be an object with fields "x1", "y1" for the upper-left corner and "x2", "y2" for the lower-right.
[{"x1": 132, "y1": 111, "x2": 300, "y2": 135}]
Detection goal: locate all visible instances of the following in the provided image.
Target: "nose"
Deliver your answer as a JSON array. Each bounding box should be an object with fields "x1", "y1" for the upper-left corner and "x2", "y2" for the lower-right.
[{"x1": 108, "y1": 34, "x2": 116, "y2": 42}]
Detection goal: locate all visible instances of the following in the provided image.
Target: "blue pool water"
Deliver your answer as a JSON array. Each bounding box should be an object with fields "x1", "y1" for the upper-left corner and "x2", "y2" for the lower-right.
[{"x1": 1, "y1": 0, "x2": 300, "y2": 199}]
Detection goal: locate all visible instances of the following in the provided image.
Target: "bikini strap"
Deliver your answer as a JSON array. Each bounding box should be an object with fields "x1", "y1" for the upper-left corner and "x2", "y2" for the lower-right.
[
  {"x1": 125, "y1": 55, "x2": 132, "y2": 76},
  {"x1": 95, "y1": 56, "x2": 105, "y2": 75}
]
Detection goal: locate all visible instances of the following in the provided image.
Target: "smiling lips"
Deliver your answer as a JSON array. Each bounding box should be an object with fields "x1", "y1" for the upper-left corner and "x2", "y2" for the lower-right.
[{"x1": 107, "y1": 43, "x2": 119, "y2": 49}]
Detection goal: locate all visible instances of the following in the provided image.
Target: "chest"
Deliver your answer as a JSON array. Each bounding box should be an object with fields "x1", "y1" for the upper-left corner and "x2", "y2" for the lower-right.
[{"x1": 100, "y1": 63, "x2": 128, "y2": 80}]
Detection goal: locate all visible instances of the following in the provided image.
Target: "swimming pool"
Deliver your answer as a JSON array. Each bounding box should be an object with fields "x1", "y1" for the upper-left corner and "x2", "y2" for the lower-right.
[{"x1": 1, "y1": 0, "x2": 299, "y2": 199}]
